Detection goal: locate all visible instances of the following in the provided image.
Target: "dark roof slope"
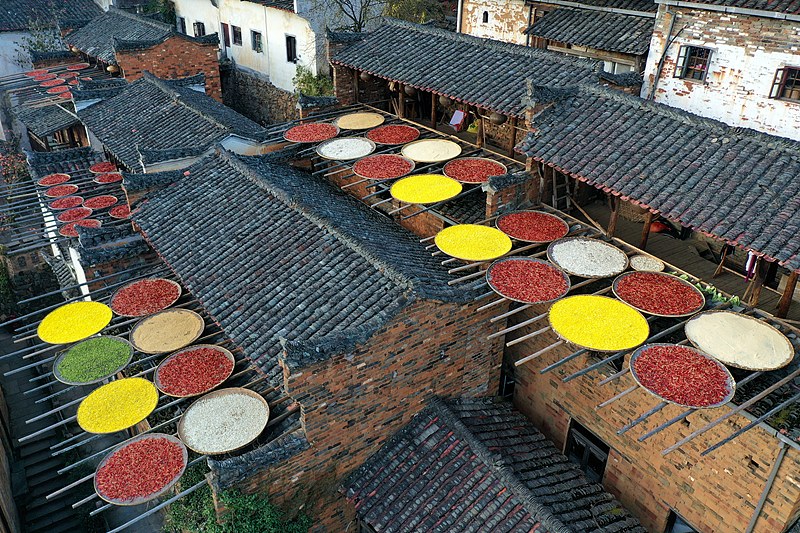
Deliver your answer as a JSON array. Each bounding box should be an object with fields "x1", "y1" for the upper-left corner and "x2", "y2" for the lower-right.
[
  {"x1": 14, "y1": 104, "x2": 79, "y2": 138},
  {"x1": 26, "y1": 146, "x2": 102, "y2": 178},
  {"x1": 77, "y1": 73, "x2": 265, "y2": 171},
  {"x1": 530, "y1": 0, "x2": 657, "y2": 12},
  {"x1": 64, "y1": 8, "x2": 172, "y2": 63},
  {"x1": 133, "y1": 149, "x2": 470, "y2": 380},
  {"x1": 0, "y1": 0, "x2": 100, "y2": 32},
  {"x1": 518, "y1": 83, "x2": 800, "y2": 272},
  {"x1": 659, "y1": 0, "x2": 800, "y2": 15},
  {"x1": 346, "y1": 397, "x2": 645, "y2": 533},
  {"x1": 526, "y1": 7, "x2": 655, "y2": 55},
  {"x1": 331, "y1": 18, "x2": 600, "y2": 117}
]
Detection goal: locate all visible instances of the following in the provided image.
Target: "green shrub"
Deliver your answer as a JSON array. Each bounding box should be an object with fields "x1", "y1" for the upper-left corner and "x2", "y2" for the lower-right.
[{"x1": 292, "y1": 65, "x2": 334, "y2": 97}]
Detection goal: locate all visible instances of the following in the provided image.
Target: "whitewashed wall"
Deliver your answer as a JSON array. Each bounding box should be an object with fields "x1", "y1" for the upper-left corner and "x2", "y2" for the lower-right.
[
  {"x1": 642, "y1": 5, "x2": 800, "y2": 140},
  {"x1": 0, "y1": 32, "x2": 30, "y2": 78},
  {"x1": 460, "y1": 0, "x2": 528, "y2": 45}
]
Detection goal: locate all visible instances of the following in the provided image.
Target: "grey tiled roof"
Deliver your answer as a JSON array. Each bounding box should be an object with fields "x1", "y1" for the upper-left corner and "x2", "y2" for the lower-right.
[
  {"x1": 526, "y1": 7, "x2": 655, "y2": 55},
  {"x1": 133, "y1": 149, "x2": 471, "y2": 379},
  {"x1": 64, "y1": 8, "x2": 172, "y2": 63},
  {"x1": 244, "y1": 0, "x2": 295, "y2": 10},
  {"x1": 77, "y1": 73, "x2": 265, "y2": 172},
  {"x1": 346, "y1": 397, "x2": 646, "y2": 533},
  {"x1": 14, "y1": 104, "x2": 79, "y2": 138},
  {"x1": 662, "y1": 0, "x2": 800, "y2": 15},
  {"x1": 0, "y1": 0, "x2": 100, "y2": 32},
  {"x1": 26, "y1": 146, "x2": 102, "y2": 178},
  {"x1": 331, "y1": 18, "x2": 600, "y2": 117},
  {"x1": 531, "y1": 0, "x2": 657, "y2": 12},
  {"x1": 518, "y1": 83, "x2": 800, "y2": 272}
]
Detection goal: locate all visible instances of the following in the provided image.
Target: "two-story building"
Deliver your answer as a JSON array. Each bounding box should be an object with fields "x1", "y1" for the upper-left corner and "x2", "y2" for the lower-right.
[{"x1": 641, "y1": 0, "x2": 800, "y2": 139}]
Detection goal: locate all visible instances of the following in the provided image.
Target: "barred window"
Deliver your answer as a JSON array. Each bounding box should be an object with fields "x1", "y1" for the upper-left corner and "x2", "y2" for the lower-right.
[{"x1": 675, "y1": 46, "x2": 712, "y2": 82}]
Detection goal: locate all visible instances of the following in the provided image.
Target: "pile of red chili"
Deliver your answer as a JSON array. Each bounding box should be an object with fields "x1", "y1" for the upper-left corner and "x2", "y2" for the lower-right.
[
  {"x1": 90, "y1": 162, "x2": 116, "y2": 174},
  {"x1": 45, "y1": 184, "x2": 79, "y2": 197},
  {"x1": 632, "y1": 345, "x2": 732, "y2": 407},
  {"x1": 443, "y1": 158, "x2": 506, "y2": 183},
  {"x1": 156, "y1": 347, "x2": 234, "y2": 396},
  {"x1": 59, "y1": 219, "x2": 100, "y2": 237},
  {"x1": 39, "y1": 78, "x2": 65, "y2": 87},
  {"x1": 38, "y1": 173, "x2": 70, "y2": 186},
  {"x1": 25, "y1": 69, "x2": 48, "y2": 77},
  {"x1": 497, "y1": 211, "x2": 569, "y2": 242},
  {"x1": 283, "y1": 122, "x2": 338, "y2": 143},
  {"x1": 353, "y1": 154, "x2": 413, "y2": 180},
  {"x1": 67, "y1": 63, "x2": 90, "y2": 71},
  {"x1": 109, "y1": 205, "x2": 131, "y2": 219},
  {"x1": 366, "y1": 124, "x2": 420, "y2": 145},
  {"x1": 95, "y1": 437, "x2": 185, "y2": 502},
  {"x1": 488, "y1": 259, "x2": 569, "y2": 303},
  {"x1": 33, "y1": 72, "x2": 56, "y2": 81},
  {"x1": 615, "y1": 272, "x2": 704, "y2": 316},
  {"x1": 57, "y1": 207, "x2": 92, "y2": 222},
  {"x1": 94, "y1": 172, "x2": 123, "y2": 183},
  {"x1": 49, "y1": 196, "x2": 83, "y2": 210},
  {"x1": 111, "y1": 278, "x2": 180, "y2": 316},
  {"x1": 83, "y1": 195, "x2": 118, "y2": 209},
  {"x1": 46, "y1": 86, "x2": 70, "y2": 95}
]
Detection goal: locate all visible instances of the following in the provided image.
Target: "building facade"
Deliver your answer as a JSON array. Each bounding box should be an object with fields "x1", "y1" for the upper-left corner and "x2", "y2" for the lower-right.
[{"x1": 641, "y1": 0, "x2": 800, "y2": 139}]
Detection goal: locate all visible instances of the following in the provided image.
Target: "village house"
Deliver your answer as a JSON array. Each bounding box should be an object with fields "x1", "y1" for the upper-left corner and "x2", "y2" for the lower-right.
[
  {"x1": 641, "y1": 0, "x2": 800, "y2": 139},
  {"x1": 458, "y1": 0, "x2": 656, "y2": 78}
]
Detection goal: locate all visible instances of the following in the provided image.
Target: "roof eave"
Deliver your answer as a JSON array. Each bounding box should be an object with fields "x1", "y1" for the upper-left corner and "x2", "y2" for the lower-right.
[{"x1": 656, "y1": 0, "x2": 800, "y2": 21}]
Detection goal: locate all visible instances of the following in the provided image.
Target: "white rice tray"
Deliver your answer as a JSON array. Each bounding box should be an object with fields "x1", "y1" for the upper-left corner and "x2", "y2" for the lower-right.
[
  {"x1": 400, "y1": 139, "x2": 462, "y2": 163},
  {"x1": 316, "y1": 137, "x2": 375, "y2": 160},
  {"x1": 178, "y1": 387, "x2": 269, "y2": 455},
  {"x1": 547, "y1": 237, "x2": 629, "y2": 278},
  {"x1": 630, "y1": 255, "x2": 665, "y2": 272}
]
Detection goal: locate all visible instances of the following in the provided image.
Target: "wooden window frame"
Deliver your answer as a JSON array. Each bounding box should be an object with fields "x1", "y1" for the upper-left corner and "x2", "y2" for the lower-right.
[
  {"x1": 286, "y1": 34, "x2": 298, "y2": 63},
  {"x1": 251, "y1": 30, "x2": 263, "y2": 53},
  {"x1": 192, "y1": 21, "x2": 205, "y2": 38},
  {"x1": 564, "y1": 419, "x2": 610, "y2": 483},
  {"x1": 232, "y1": 25, "x2": 243, "y2": 46},
  {"x1": 665, "y1": 510, "x2": 700, "y2": 533},
  {"x1": 770, "y1": 66, "x2": 800, "y2": 102},
  {"x1": 177, "y1": 16, "x2": 186, "y2": 34},
  {"x1": 221, "y1": 22, "x2": 230, "y2": 48},
  {"x1": 674, "y1": 45, "x2": 712, "y2": 82}
]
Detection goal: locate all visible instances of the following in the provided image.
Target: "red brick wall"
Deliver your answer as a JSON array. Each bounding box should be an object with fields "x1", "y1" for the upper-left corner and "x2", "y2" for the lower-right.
[
  {"x1": 115, "y1": 36, "x2": 221, "y2": 101},
  {"x1": 221, "y1": 296, "x2": 507, "y2": 531},
  {"x1": 508, "y1": 303, "x2": 800, "y2": 533}
]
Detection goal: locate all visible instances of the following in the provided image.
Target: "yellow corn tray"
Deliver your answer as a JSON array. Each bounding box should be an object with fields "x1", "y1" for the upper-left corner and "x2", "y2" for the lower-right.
[
  {"x1": 390, "y1": 174, "x2": 462, "y2": 205},
  {"x1": 549, "y1": 295, "x2": 649, "y2": 352},
  {"x1": 77, "y1": 377, "x2": 159, "y2": 434},
  {"x1": 37, "y1": 301, "x2": 112, "y2": 344},
  {"x1": 435, "y1": 224, "x2": 513, "y2": 262}
]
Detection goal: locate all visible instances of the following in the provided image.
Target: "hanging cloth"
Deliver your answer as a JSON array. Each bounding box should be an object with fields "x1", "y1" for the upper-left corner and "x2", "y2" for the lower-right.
[{"x1": 745, "y1": 251, "x2": 758, "y2": 282}]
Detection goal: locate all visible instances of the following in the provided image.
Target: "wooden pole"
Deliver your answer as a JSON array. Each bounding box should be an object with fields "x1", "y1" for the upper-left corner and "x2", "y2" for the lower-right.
[
  {"x1": 713, "y1": 244, "x2": 730, "y2": 278},
  {"x1": 506, "y1": 116, "x2": 518, "y2": 156},
  {"x1": 607, "y1": 195, "x2": 619, "y2": 238},
  {"x1": 430, "y1": 92, "x2": 437, "y2": 128},
  {"x1": 352, "y1": 69, "x2": 360, "y2": 103},
  {"x1": 749, "y1": 259, "x2": 766, "y2": 306},
  {"x1": 398, "y1": 87, "x2": 405, "y2": 119},
  {"x1": 475, "y1": 109, "x2": 484, "y2": 148},
  {"x1": 777, "y1": 270, "x2": 798, "y2": 318},
  {"x1": 640, "y1": 210, "x2": 654, "y2": 249}
]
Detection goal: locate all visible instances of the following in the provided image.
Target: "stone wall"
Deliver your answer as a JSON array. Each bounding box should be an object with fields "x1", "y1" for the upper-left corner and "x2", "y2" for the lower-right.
[
  {"x1": 642, "y1": 5, "x2": 800, "y2": 140},
  {"x1": 508, "y1": 303, "x2": 800, "y2": 533},
  {"x1": 221, "y1": 67, "x2": 298, "y2": 125},
  {"x1": 115, "y1": 35, "x2": 222, "y2": 101},
  {"x1": 212, "y1": 296, "x2": 507, "y2": 531}
]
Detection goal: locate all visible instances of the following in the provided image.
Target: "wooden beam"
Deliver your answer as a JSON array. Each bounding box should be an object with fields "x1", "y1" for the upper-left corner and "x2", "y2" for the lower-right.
[
  {"x1": 777, "y1": 270, "x2": 798, "y2": 318},
  {"x1": 713, "y1": 244, "x2": 731, "y2": 278},
  {"x1": 352, "y1": 69, "x2": 360, "y2": 103},
  {"x1": 607, "y1": 195, "x2": 619, "y2": 238},
  {"x1": 475, "y1": 109, "x2": 484, "y2": 148},
  {"x1": 398, "y1": 87, "x2": 405, "y2": 119},
  {"x1": 639, "y1": 210, "x2": 654, "y2": 249},
  {"x1": 506, "y1": 116, "x2": 518, "y2": 156},
  {"x1": 430, "y1": 92, "x2": 437, "y2": 128}
]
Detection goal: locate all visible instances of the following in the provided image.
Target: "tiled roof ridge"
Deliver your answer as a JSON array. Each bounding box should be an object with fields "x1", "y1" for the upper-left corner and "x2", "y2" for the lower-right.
[
  {"x1": 382, "y1": 17, "x2": 601, "y2": 72},
  {"x1": 26, "y1": 146, "x2": 93, "y2": 166},
  {"x1": 106, "y1": 6, "x2": 172, "y2": 33},
  {"x1": 574, "y1": 82, "x2": 800, "y2": 152},
  {"x1": 431, "y1": 397, "x2": 575, "y2": 533}
]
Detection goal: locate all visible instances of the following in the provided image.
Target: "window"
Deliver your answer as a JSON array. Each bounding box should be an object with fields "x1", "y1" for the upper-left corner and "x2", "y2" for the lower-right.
[
  {"x1": 220, "y1": 23, "x2": 230, "y2": 48},
  {"x1": 192, "y1": 21, "x2": 205, "y2": 37},
  {"x1": 176, "y1": 17, "x2": 186, "y2": 34},
  {"x1": 564, "y1": 420, "x2": 609, "y2": 483},
  {"x1": 482, "y1": 11, "x2": 489, "y2": 23},
  {"x1": 232, "y1": 25, "x2": 242, "y2": 46},
  {"x1": 251, "y1": 30, "x2": 263, "y2": 53},
  {"x1": 665, "y1": 511, "x2": 699, "y2": 533},
  {"x1": 770, "y1": 67, "x2": 800, "y2": 102},
  {"x1": 603, "y1": 61, "x2": 635, "y2": 75},
  {"x1": 674, "y1": 46, "x2": 712, "y2": 81},
  {"x1": 286, "y1": 35, "x2": 297, "y2": 63}
]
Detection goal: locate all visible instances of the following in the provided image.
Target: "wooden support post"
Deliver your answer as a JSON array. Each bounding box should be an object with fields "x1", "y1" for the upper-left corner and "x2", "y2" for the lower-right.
[
  {"x1": 607, "y1": 195, "x2": 619, "y2": 238},
  {"x1": 750, "y1": 259, "x2": 766, "y2": 306},
  {"x1": 713, "y1": 244, "x2": 730, "y2": 278},
  {"x1": 506, "y1": 116, "x2": 518, "y2": 157},
  {"x1": 640, "y1": 210, "x2": 653, "y2": 249},
  {"x1": 352, "y1": 69, "x2": 360, "y2": 103},
  {"x1": 430, "y1": 92, "x2": 437, "y2": 128},
  {"x1": 777, "y1": 270, "x2": 798, "y2": 318},
  {"x1": 398, "y1": 87, "x2": 405, "y2": 119},
  {"x1": 476, "y1": 115, "x2": 484, "y2": 147}
]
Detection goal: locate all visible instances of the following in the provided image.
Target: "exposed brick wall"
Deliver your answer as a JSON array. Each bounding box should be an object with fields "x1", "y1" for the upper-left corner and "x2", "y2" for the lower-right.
[
  {"x1": 221, "y1": 67, "x2": 298, "y2": 125},
  {"x1": 642, "y1": 5, "x2": 800, "y2": 140},
  {"x1": 508, "y1": 304, "x2": 800, "y2": 533},
  {"x1": 215, "y1": 296, "x2": 507, "y2": 531},
  {"x1": 332, "y1": 65, "x2": 356, "y2": 106},
  {"x1": 115, "y1": 35, "x2": 222, "y2": 101}
]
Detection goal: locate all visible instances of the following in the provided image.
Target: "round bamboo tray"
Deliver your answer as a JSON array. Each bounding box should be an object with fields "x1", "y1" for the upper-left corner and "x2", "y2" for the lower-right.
[
  {"x1": 282, "y1": 122, "x2": 340, "y2": 144},
  {"x1": 400, "y1": 139, "x2": 462, "y2": 163},
  {"x1": 612, "y1": 271, "x2": 705, "y2": 318},
  {"x1": 109, "y1": 278, "x2": 182, "y2": 318},
  {"x1": 154, "y1": 344, "x2": 235, "y2": 398},
  {"x1": 52, "y1": 335, "x2": 134, "y2": 386},
  {"x1": 486, "y1": 257, "x2": 570, "y2": 305},
  {"x1": 94, "y1": 433, "x2": 188, "y2": 506},
  {"x1": 352, "y1": 154, "x2": 415, "y2": 181},
  {"x1": 129, "y1": 309, "x2": 205, "y2": 354},
  {"x1": 495, "y1": 210, "x2": 570, "y2": 244},
  {"x1": 629, "y1": 255, "x2": 665, "y2": 272},
  {"x1": 629, "y1": 343, "x2": 736, "y2": 409},
  {"x1": 315, "y1": 137, "x2": 376, "y2": 161},
  {"x1": 366, "y1": 124, "x2": 420, "y2": 145},
  {"x1": 547, "y1": 236, "x2": 629, "y2": 279},
  {"x1": 334, "y1": 112, "x2": 385, "y2": 130},
  {"x1": 442, "y1": 157, "x2": 507, "y2": 184},
  {"x1": 177, "y1": 387, "x2": 270, "y2": 455}
]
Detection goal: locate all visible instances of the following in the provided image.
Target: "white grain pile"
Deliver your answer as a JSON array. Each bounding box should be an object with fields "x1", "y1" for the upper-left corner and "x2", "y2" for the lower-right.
[
  {"x1": 630, "y1": 255, "x2": 665, "y2": 272},
  {"x1": 550, "y1": 239, "x2": 628, "y2": 278},
  {"x1": 317, "y1": 138, "x2": 374, "y2": 160},
  {"x1": 180, "y1": 392, "x2": 268, "y2": 454}
]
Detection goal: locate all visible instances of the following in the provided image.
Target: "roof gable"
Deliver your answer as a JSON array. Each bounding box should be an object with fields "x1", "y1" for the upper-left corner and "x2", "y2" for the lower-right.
[{"x1": 331, "y1": 18, "x2": 600, "y2": 117}]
